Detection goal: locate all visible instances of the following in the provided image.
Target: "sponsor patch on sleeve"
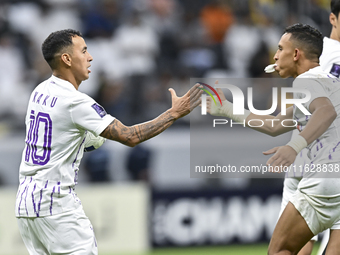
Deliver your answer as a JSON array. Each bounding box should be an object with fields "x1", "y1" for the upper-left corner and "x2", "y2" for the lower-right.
[
  {"x1": 330, "y1": 63, "x2": 340, "y2": 78},
  {"x1": 91, "y1": 103, "x2": 107, "y2": 118}
]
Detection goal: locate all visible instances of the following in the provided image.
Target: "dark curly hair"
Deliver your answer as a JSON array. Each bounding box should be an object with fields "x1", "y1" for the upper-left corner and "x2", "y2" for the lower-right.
[{"x1": 42, "y1": 29, "x2": 82, "y2": 70}]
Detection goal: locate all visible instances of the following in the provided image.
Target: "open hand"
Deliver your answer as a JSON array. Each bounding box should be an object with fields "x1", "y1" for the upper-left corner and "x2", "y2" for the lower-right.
[
  {"x1": 263, "y1": 146, "x2": 297, "y2": 172},
  {"x1": 168, "y1": 83, "x2": 203, "y2": 119}
]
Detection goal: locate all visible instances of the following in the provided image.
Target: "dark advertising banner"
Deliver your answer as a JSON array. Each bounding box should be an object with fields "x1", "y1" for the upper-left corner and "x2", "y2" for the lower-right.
[{"x1": 151, "y1": 186, "x2": 282, "y2": 247}]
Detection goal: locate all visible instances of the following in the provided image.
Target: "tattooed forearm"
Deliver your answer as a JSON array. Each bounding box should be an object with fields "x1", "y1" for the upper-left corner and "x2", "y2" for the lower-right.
[
  {"x1": 134, "y1": 111, "x2": 175, "y2": 142},
  {"x1": 100, "y1": 110, "x2": 176, "y2": 147},
  {"x1": 100, "y1": 83, "x2": 202, "y2": 146}
]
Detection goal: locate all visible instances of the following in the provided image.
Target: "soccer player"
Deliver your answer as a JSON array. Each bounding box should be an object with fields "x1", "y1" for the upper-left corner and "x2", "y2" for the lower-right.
[
  {"x1": 204, "y1": 23, "x2": 340, "y2": 254},
  {"x1": 15, "y1": 29, "x2": 202, "y2": 254},
  {"x1": 280, "y1": 1, "x2": 340, "y2": 254}
]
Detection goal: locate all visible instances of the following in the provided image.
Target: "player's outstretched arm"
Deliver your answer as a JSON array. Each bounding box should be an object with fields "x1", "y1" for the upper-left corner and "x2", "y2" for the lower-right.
[
  {"x1": 245, "y1": 109, "x2": 296, "y2": 137},
  {"x1": 205, "y1": 85, "x2": 295, "y2": 136},
  {"x1": 100, "y1": 83, "x2": 203, "y2": 147}
]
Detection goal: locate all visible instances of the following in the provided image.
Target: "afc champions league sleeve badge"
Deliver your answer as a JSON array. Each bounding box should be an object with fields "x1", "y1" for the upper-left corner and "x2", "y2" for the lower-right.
[
  {"x1": 91, "y1": 103, "x2": 107, "y2": 118},
  {"x1": 330, "y1": 63, "x2": 340, "y2": 78}
]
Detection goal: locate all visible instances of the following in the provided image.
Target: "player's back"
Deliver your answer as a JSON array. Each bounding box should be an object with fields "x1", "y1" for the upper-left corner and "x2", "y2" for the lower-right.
[
  {"x1": 20, "y1": 76, "x2": 87, "y2": 181},
  {"x1": 17, "y1": 76, "x2": 95, "y2": 217}
]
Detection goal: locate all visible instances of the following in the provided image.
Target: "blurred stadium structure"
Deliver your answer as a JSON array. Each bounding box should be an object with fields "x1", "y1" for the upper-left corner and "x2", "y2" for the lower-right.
[{"x1": 0, "y1": 0, "x2": 331, "y2": 254}]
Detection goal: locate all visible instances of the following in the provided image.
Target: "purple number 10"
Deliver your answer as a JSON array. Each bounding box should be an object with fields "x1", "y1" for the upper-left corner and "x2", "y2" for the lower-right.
[{"x1": 25, "y1": 111, "x2": 52, "y2": 165}]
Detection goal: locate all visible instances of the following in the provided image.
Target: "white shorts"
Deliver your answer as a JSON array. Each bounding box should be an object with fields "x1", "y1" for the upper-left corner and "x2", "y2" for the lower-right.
[
  {"x1": 280, "y1": 177, "x2": 301, "y2": 216},
  {"x1": 280, "y1": 177, "x2": 318, "y2": 241},
  {"x1": 290, "y1": 177, "x2": 340, "y2": 235},
  {"x1": 17, "y1": 205, "x2": 98, "y2": 255}
]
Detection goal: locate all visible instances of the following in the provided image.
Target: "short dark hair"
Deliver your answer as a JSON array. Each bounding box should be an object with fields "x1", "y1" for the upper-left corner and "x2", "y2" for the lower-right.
[
  {"x1": 284, "y1": 23, "x2": 323, "y2": 61},
  {"x1": 42, "y1": 29, "x2": 82, "y2": 70},
  {"x1": 331, "y1": 0, "x2": 340, "y2": 18}
]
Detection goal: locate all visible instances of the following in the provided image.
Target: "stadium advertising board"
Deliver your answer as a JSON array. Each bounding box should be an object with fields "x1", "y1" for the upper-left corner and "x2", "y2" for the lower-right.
[{"x1": 151, "y1": 187, "x2": 281, "y2": 247}]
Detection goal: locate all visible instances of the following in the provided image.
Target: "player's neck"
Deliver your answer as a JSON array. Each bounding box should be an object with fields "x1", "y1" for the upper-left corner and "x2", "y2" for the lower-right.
[
  {"x1": 295, "y1": 60, "x2": 319, "y2": 78},
  {"x1": 330, "y1": 28, "x2": 340, "y2": 42},
  {"x1": 52, "y1": 70, "x2": 80, "y2": 90}
]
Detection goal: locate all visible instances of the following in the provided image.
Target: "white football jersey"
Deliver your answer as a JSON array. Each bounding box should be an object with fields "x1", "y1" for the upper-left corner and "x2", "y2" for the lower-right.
[
  {"x1": 16, "y1": 75, "x2": 115, "y2": 217},
  {"x1": 293, "y1": 67, "x2": 340, "y2": 169},
  {"x1": 287, "y1": 37, "x2": 340, "y2": 178},
  {"x1": 320, "y1": 37, "x2": 340, "y2": 77}
]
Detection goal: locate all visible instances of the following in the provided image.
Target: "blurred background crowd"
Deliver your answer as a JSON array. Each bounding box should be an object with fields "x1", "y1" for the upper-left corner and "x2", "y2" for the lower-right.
[
  {"x1": 0, "y1": 0, "x2": 332, "y2": 186},
  {"x1": 0, "y1": 0, "x2": 331, "y2": 128}
]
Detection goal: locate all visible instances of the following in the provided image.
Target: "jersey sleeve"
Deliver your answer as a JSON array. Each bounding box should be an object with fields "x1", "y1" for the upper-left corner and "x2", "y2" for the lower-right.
[
  {"x1": 293, "y1": 78, "x2": 329, "y2": 110},
  {"x1": 320, "y1": 38, "x2": 340, "y2": 77},
  {"x1": 70, "y1": 93, "x2": 115, "y2": 136}
]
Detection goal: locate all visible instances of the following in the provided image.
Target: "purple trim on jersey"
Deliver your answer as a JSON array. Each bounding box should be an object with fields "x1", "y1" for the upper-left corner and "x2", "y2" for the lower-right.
[
  {"x1": 319, "y1": 140, "x2": 323, "y2": 149},
  {"x1": 72, "y1": 137, "x2": 86, "y2": 168},
  {"x1": 69, "y1": 186, "x2": 72, "y2": 194},
  {"x1": 37, "y1": 188, "x2": 43, "y2": 217},
  {"x1": 90, "y1": 226, "x2": 98, "y2": 247},
  {"x1": 328, "y1": 141, "x2": 340, "y2": 160},
  {"x1": 18, "y1": 185, "x2": 28, "y2": 216},
  {"x1": 17, "y1": 177, "x2": 27, "y2": 199},
  {"x1": 37, "y1": 180, "x2": 48, "y2": 217},
  {"x1": 57, "y1": 182, "x2": 60, "y2": 195},
  {"x1": 334, "y1": 141, "x2": 340, "y2": 152},
  {"x1": 50, "y1": 186, "x2": 55, "y2": 215},
  {"x1": 32, "y1": 183, "x2": 37, "y2": 216},
  {"x1": 24, "y1": 177, "x2": 33, "y2": 216},
  {"x1": 20, "y1": 176, "x2": 27, "y2": 185},
  {"x1": 74, "y1": 172, "x2": 78, "y2": 185}
]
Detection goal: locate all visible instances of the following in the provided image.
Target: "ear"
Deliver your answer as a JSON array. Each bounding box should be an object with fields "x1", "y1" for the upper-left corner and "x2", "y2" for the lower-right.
[
  {"x1": 61, "y1": 53, "x2": 71, "y2": 67},
  {"x1": 293, "y1": 48, "x2": 300, "y2": 61},
  {"x1": 330, "y1": 13, "x2": 337, "y2": 28}
]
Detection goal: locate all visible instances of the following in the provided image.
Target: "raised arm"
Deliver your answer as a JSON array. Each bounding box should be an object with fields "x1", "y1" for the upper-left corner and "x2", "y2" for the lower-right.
[
  {"x1": 245, "y1": 107, "x2": 295, "y2": 137},
  {"x1": 206, "y1": 86, "x2": 295, "y2": 136},
  {"x1": 203, "y1": 83, "x2": 337, "y2": 168},
  {"x1": 100, "y1": 84, "x2": 202, "y2": 147}
]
